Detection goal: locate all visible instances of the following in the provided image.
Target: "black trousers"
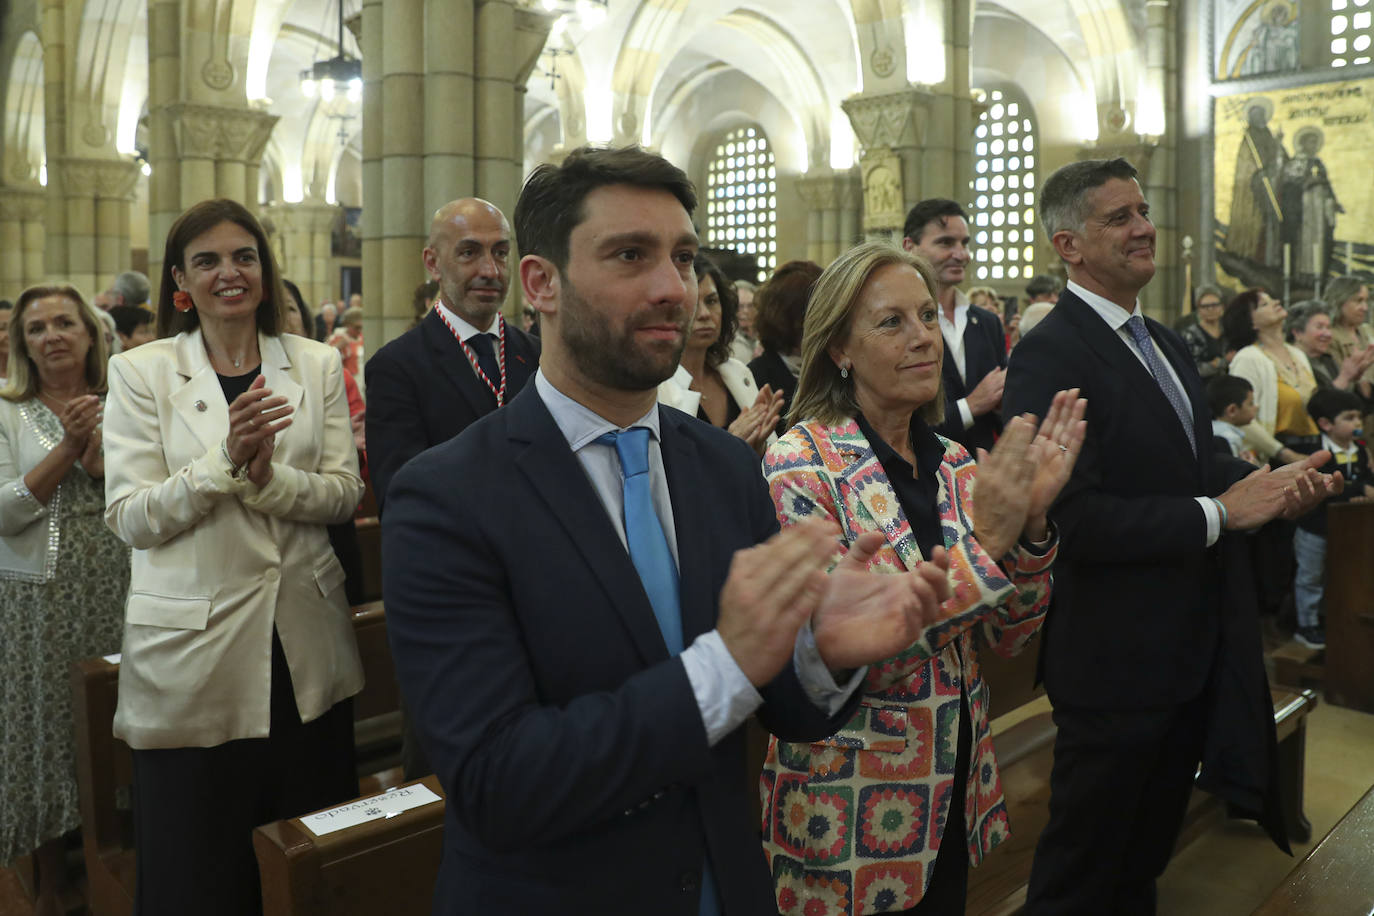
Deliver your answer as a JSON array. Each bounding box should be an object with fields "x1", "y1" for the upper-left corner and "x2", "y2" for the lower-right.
[
  {"x1": 130, "y1": 632, "x2": 358, "y2": 916},
  {"x1": 1023, "y1": 695, "x2": 1207, "y2": 916}
]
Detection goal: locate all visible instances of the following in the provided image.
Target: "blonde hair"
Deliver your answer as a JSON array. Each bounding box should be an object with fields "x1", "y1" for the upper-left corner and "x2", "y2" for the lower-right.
[
  {"x1": 788, "y1": 241, "x2": 944, "y2": 427},
  {"x1": 1, "y1": 285, "x2": 109, "y2": 402},
  {"x1": 967, "y1": 285, "x2": 999, "y2": 309}
]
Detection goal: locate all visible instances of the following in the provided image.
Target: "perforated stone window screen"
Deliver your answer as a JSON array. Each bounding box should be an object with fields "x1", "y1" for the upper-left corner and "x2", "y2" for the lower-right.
[
  {"x1": 970, "y1": 89, "x2": 1037, "y2": 282},
  {"x1": 706, "y1": 126, "x2": 778, "y2": 284},
  {"x1": 1331, "y1": 0, "x2": 1374, "y2": 66}
]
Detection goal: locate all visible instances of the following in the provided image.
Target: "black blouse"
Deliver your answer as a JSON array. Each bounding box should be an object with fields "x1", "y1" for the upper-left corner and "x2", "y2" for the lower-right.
[{"x1": 854, "y1": 411, "x2": 946, "y2": 558}]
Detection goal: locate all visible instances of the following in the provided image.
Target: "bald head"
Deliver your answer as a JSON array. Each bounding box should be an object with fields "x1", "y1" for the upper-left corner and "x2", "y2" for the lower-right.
[{"x1": 423, "y1": 198, "x2": 512, "y2": 328}]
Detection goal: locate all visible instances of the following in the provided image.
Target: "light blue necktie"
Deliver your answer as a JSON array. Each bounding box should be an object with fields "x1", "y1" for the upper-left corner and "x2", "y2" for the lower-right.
[
  {"x1": 598, "y1": 428, "x2": 720, "y2": 916},
  {"x1": 598, "y1": 428, "x2": 683, "y2": 655},
  {"x1": 1125, "y1": 315, "x2": 1196, "y2": 455}
]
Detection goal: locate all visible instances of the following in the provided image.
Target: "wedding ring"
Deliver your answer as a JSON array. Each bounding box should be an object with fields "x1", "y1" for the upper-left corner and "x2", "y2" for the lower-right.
[{"x1": 1057, "y1": 444, "x2": 1069, "y2": 452}]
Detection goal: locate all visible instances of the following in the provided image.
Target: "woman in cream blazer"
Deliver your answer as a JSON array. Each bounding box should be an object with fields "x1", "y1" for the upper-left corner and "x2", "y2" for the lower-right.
[{"x1": 103, "y1": 199, "x2": 364, "y2": 916}]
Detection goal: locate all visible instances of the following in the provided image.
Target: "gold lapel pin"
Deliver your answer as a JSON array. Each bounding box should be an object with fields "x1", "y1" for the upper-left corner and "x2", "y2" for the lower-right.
[{"x1": 194, "y1": 400, "x2": 207, "y2": 412}]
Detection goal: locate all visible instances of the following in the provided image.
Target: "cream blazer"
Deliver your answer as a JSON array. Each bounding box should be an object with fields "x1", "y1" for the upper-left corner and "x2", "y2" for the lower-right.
[
  {"x1": 104, "y1": 330, "x2": 365, "y2": 749},
  {"x1": 656, "y1": 358, "x2": 776, "y2": 446}
]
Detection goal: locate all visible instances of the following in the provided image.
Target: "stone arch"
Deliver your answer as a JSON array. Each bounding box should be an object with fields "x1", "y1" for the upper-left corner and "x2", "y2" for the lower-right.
[
  {"x1": 70, "y1": 0, "x2": 146, "y2": 156},
  {"x1": 4, "y1": 29, "x2": 45, "y2": 185}
]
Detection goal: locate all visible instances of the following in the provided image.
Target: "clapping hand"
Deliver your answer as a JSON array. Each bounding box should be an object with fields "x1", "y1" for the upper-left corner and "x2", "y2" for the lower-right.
[
  {"x1": 226, "y1": 375, "x2": 293, "y2": 470},
  {"x1": 1023, "y1": 389, "x2": 1088, "y2": 539},
  {"x1": 728, "y1": 384, "x2": 785, "y2": 455},
  {"x1": 57, "y1": 394, "x2": 103, "y2": 456},
  {"x1": 972, "y1": 389, "x2": 1087, "y2": 557},
  {"x1": 812, "y1": 533, "x2": 951, "y2": 674}
]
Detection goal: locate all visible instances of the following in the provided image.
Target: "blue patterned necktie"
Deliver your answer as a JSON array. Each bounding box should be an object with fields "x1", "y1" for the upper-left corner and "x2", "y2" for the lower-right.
[
  {"x1": 597, "y1": 428, "x2": 683, "y2": 655},
  {"x1": 1125, "y1": 315, "x2": 1196, "y2": 455}
]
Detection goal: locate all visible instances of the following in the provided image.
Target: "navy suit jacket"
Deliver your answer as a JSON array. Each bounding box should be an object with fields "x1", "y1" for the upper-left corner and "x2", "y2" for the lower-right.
[
  {"x1": 936, "y1": 303, "x2": 1007, "y2": 453},
  {"x1": 1004, "y1": 290, "x2": 1254, "y2": 707},
  {"x1": 382, "y1": 384, "x2": 859, "y2": 914},
  {"x1": 365, "y1": 308, "x2": 539, "y2": 513},
  {"x1": 1004, "y1": 289, "x2": 1289, "y2": 848}
]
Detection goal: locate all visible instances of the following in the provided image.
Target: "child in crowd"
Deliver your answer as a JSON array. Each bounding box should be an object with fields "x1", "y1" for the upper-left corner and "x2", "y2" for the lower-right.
[
  {"x1": 1208, "y1": 374, "x2": 1261, "y2": 466},
  {"x1": 1292, "y1": 388, "x2": 1374, "y2": 649}
]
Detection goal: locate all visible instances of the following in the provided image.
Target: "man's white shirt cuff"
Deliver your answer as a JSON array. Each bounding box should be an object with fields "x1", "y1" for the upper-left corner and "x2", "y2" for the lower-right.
[
  {"x1": 1196, "y1": 496, "x2": 1221, "y2": 546},
  {"x1": 958, "y1": 397, "x2": 975, "y2": 430},
  {"x1": 681, "y1": 630, "x2": 763, "y2": 746}
]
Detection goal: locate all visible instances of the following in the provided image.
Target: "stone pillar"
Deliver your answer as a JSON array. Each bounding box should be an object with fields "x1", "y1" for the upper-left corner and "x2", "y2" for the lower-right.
[
  {"x1": 795, "y1": 169, "x2": 863, "y2": 266},
  {"x1": 146, "y1": 103, "x2": 277, "y2": 290},
  {"x1": 265, "y1": 200, "x2": 339, "y2": 314},
  {"x1": 44, "y1": 158, "x2": 140, "y2": 296},
  {"x1": 1142, "y1": 0, "x2": 1179, "y2": 321},
  {"x1": 0, "y1": 187, "x2": 47, "y2": 295},
  {"x1": 361, "y1": 0, "x2": 550, "y2": 348},
  {"x1": 843, "y1": 88, "x2": 944, "y2": 238}
]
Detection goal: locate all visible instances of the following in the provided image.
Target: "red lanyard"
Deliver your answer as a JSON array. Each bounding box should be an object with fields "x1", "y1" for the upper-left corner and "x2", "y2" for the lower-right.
[{"x1": 435, "y1": 301, "x2": 507, "y2": 406}]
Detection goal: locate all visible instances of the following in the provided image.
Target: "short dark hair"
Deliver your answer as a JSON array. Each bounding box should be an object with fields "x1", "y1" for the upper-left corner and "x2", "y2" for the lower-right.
[
  {"x1": 282, "y1": 278, "x2": 312, "y2": 333},
  {"x1": 1025, "y1": 274, "x2": 1060, "y2": 300},
  {"x1": 1207, "y1": 374, "x2": 1253, "y2": 419},
  {"x1": 754, "y1": 259, "x2": 823, "y2": 354},
  {"x1": 514, "y1": 145, "x2": 697, "y2": 273},
  {"x1": 157, "y1": 198, "x2": 287, "y2": 338},
  {"x1": 902, "y1": 199, "x2": 968, "y2": 245},
  {"x1": 108, "y1": 304, "x2": 153, "y2": 337},
  {"x1": 0, "y1": 299, "x2": 12, "y2": 311},
  {"x1": 1221, "y1": 288, "x2": 1266, "y2": 350},
  {"x1": 1307, "y1": 387, "x2": 1364, "y2": 424},
  {"x1": 1040, "y1": 158, "x2": 1139, "y2": 238},
  {"x1": 694, "y1": 252, "x2": 738, "y2": 369}
]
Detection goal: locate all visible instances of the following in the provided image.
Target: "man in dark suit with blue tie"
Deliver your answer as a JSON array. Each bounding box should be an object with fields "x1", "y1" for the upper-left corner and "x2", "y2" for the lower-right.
[
  {"x1": 365, "y1": 198, "x2": 540, "y2": 514},
  {"x1": 382, "y1": 146, "x2": 954, "y2": 915},
  {"x1": 902, "y1": 199, "x2": 1007, "y2": 453},
  {"x1": 1004, "y1": 158, "x2": 1338, "y2": 914}
]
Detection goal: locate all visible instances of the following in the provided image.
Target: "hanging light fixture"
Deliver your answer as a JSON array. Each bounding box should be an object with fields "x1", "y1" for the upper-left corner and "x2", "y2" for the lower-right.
[{"x1": 300, "y1": 0, "x2": 362, "y2": 102}]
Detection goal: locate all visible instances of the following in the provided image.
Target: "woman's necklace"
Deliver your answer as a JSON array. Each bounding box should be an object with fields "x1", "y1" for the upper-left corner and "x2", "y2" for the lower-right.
[
  {"x1": 1263, "y1": 342, "x2": 1300, "y2": 381},
  {"x1": 38, "y1": 387, "x2": 87, "y2": 412}
]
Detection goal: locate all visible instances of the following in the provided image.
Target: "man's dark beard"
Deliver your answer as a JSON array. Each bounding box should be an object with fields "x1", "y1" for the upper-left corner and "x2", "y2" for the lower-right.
[{"x1": 558, "y1": 274, "x2": 688, "y2": 391}]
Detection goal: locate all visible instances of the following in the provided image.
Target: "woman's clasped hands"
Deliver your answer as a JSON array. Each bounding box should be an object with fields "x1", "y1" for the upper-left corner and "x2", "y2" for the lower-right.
[
  {"x1": 972, "y1": 388, "x2": 1087, "y2": 559},
  {"x1": 226, "y1": 375, "x2": 294, "y2": 487}
]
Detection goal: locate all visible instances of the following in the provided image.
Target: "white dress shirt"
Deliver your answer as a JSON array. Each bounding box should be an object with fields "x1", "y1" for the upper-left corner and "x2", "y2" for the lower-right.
[
  {"x1": 534, "y1": 370, "x2": 862, "y2": 745},
  {"x1": 1068, "y1": 280, "x2": 1223, "y2": 546},
  {"x1": 937, "y1": 289, "x2": 977, "y2": 430},
  {"x1": 434, "y1": 298, "x2": 504, "y2": 372}
]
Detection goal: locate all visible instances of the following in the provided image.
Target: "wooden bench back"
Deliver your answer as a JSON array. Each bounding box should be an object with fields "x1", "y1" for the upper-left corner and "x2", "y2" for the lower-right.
[
  {"x1": 71, "y1": 601, "x2": 398, "y2": 916},
  {"x1": 1324, "y1": 502, "x2": 1374, "y2": 712},
  {"x1": 253, "y1": 776, "x2": 446, "y2": 916}
]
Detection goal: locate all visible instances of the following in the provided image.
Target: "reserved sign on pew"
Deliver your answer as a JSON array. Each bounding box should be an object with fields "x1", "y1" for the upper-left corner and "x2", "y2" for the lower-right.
[{"x1": 301, "y1": 784, "x2": 442, "y2": 836}]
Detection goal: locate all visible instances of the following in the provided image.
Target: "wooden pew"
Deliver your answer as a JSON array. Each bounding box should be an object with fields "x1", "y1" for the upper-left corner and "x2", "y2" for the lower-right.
[
  {"x1": 967, "y1": 687, "x2": 1318, "y2": 915},
  {"x1": 355, "y1": 516, "x2": 382, "y2": 604},
  {"x1": 254, "y1": 776, "x2": 446, "y2": 916},
  {"x1": 1323, "y1": 501, "x2": 1374, "y2": 712},
  {"x1": 1253, "y1": 784, "x2": 1374, "y2": 914},
  {"x1": 71, "y1": 602, "x2": 401, "y2": 916}
]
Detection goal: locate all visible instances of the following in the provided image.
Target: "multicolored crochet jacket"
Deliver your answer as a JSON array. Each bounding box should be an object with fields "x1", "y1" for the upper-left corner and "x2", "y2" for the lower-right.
[{"x1": 759, "y1": 418, "x2": 1055, "y2": 916}]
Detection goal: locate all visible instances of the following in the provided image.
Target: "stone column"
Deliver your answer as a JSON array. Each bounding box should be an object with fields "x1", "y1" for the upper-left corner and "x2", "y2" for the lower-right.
[
  {"x1": 1142, "y1": 0, "x2": 1179, "y2": 321},
  {"x1": 45, "y1": 158, "x2": 140, "y2": 296},
  {"x1": 146, "y1": 103, "x2": 277, "y2": 289},
  {"x1": 265, "y1": 200, "x2": 339, "y2": 313},
  {"x1": 795, "y1": 169, "x2": 863, "y2": 266},
  {"x1": 843, "y1": 88, "x2": 941, "y2": 238},
  {"x1": 0, "y1": 186, "x2": 47, "y2": 295},
  {"x1": 361, "y1": 0, "x2": 550, "y2": 348}
]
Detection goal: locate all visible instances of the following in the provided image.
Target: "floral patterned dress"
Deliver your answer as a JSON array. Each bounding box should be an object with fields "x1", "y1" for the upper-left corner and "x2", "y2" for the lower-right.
[{"x1": 0, "y1": 399, "x2": 128, "y2": 864}]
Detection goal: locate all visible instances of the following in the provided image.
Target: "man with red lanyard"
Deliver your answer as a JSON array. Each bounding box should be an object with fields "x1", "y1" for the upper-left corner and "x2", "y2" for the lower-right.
[
  {"x1": 367, "y1": 198, "x2": 541, "y2": 515},
  {"x1": 366, "y1": 198, "x2": 541, "y2": 779}
]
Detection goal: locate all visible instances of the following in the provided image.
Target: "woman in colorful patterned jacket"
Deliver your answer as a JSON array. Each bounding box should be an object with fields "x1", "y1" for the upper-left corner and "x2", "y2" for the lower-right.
[{"x1": 759, "y1": 241, "x2": 1086, "y2": 915}]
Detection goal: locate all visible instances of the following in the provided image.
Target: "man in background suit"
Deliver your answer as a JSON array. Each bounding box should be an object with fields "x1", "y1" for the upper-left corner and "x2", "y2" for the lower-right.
[
  {"x1": 1004, "y1": 158, "x2": 1337, "y2": 914},
  {"x1": 366, "y1": 197, "x2": 540, "y2": 514},
  {"x1": 383, "y1": 146, "x2": 952, "y2": 914},
  {"x1": 902, "y1": 199, "x2": 1006, "y2": 453}
]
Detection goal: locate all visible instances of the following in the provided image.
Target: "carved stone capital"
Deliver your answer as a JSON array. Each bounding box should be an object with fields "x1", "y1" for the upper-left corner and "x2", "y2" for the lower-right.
[
  {"x1": 842, "y1": 87, "x2": 936, "y2": 151},
  {"x1": 55, "y1": 157, "x2": 141, "y2": 200},
  {"x1": 0, "y1": 184, "x2": 46, "y2": 221},
  {"x1": 158, "y1": 103, "x2": 279, "y2": 163},
  {"x1": 265, "y1": 201, "x2": 340, "y2": 235},
  {"x1": 1077, "y1": 137, "x2": 1157, "y2": 177},
  {"x1": 795, "y1": 168, "x2": 862, "y2": 210},
  {"x1": 858, "y1": 150, "x2": 906, "y2": 233}
]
